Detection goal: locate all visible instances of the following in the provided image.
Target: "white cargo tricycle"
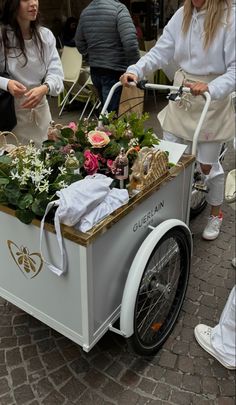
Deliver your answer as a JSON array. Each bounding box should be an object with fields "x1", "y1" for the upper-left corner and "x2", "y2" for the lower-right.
[{"x1": 0, "y1": 82, "x2": 210, "y2": 355}]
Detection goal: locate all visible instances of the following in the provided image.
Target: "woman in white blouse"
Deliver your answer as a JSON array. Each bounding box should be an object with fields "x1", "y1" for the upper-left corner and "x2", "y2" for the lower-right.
[
  {"x1": 0, "y1": 0, "x2": 64, "y2": 147},
  {"x1": 120, "y1": 0, "x2": 235, "y2": 241}
]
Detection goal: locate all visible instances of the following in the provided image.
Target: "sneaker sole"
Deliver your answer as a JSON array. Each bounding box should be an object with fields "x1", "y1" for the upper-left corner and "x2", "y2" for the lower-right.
[
  {"x1": 202, "y1": 234, "x2": 220, "y2": 241},
  {"x1": 194, "y1": 331, "x2": 236, "y2": 370}
]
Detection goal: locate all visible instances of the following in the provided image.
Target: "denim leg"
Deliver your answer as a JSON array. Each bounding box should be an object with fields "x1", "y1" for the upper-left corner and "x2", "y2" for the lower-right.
[
  {"x1": 101, "y1": 75, "x2": 122, "y2": 113},
  {"x1": 90, "y1": 72, "x2": 103, "y2": 107}
]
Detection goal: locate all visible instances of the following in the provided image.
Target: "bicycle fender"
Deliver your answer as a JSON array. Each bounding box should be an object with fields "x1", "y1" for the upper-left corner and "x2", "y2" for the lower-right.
[{"x1": 120, "y1": 219, "x2": 192, "y2": 338}]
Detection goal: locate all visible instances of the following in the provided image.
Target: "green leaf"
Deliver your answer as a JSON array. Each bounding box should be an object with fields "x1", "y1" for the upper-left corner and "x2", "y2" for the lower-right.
[
  {"x1": 5, "y1": 183, "x2": 21, "y2": 206},
  {"x1": 0, "y1": 190, "x2": 8, "y2": 204},
  {"x1": 18, "y1": 193, "x2": 34, "y2": 210},
  {"x1": 74, "y1": 151, "x2": 84, "y2": 166},
  {"x1": 102, "y1": 141, "x2": 121, "y2": 159},
  {"x1": 0, "y1": 177, "x2": 10, "y2": 186},
  {"x1": 31, "y1": 198, "x2": 49, "y2": 216},
  {"x1": 15, "y1": 209, "x2": 35, "y2": 224},
  {"x1": 60, "y1": 127, "x2": 74, "y2": 139},
  {"x1": 0, "y1": 155, "x2": 12, "y2": 164}
]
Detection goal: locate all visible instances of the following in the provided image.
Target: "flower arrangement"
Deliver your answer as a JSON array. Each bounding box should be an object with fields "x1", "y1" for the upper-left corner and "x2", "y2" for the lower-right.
[
  {"x1": 0, "y1": 112, "x2": 160, "y2": 224},
  {"x1": 45, "y1": 111, "x2": 159, "y2": 178},
  {"x1": 0, "y1": 142, "x2": 82, "y2": 224}
]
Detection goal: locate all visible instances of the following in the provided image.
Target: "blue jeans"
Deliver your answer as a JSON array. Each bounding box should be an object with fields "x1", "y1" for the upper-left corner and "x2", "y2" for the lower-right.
[{"x1": 90, "y1": 67, "x2": 123, "y2": 113}]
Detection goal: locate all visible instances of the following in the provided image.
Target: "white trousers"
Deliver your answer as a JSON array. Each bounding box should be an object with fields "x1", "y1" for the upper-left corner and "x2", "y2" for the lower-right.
[
  {"x1": 211, "y1": 286, "x2": 236, "y2": 368},
  {"x1": 163, "y1": 132, "x2": 225, "y2": 206}
]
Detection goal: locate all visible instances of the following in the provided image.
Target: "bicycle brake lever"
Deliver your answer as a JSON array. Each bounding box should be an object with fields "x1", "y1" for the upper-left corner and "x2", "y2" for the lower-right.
[
  {"x1": 136, "y1": 80, "x2": 148, "y2": 90},
  {"x1": 167, "y1": 85, "x2": 184, "y2": 101}
]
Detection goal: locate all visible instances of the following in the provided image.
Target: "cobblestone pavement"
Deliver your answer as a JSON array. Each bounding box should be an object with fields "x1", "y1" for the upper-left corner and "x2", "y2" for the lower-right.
[{"x1": 0, "y1": 97, "x2": 235, "y2": 404}]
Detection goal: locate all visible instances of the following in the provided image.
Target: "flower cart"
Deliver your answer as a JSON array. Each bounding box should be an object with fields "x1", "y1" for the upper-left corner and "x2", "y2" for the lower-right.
[{"x1": 0, "y1": 83, "x2": 211, "y2": 355}]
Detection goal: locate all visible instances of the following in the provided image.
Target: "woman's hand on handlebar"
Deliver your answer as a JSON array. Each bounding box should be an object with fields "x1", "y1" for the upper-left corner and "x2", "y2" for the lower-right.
[
  {"x1": 185, "y1": 81, "x2": 209, "y2": 96},
  {"x1": 120, "y1": 72, "x2": 138, "y2": 86}
]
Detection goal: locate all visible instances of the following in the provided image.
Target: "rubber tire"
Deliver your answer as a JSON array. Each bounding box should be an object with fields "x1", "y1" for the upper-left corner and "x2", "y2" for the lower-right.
[{"x1": 128, "y1": 227, "x2": 191, "y2": 356}]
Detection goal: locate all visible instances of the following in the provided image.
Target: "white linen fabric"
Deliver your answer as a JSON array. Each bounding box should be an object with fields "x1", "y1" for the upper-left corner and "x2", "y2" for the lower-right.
[
  {"x1": 55, "y1": 174, "x2": 113, "y2": 226},
  {"x1": 211, "y1": 286, "x2": 236, "y2": 368},
  {"x1": 160, "y1": 70, "x2": 234, "y2": 143},
  {"x1": 127, "y1": 6, "x2": 235, "y2": 101},
  {"x1": 75, "y1": 188, "x2": 129, "y2": 232},
  {"x1": 13, "y1": 95, "x2": 51, "y2": 148},
  {"x1": 40, "y1": 174, "x2": 128, "y2": 276}
]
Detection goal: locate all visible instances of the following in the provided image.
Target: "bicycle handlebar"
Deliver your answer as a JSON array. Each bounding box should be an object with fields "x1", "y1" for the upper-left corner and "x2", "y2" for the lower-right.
[{"x1": 99, "y1": 81, "x2": 211, "y2": 157}]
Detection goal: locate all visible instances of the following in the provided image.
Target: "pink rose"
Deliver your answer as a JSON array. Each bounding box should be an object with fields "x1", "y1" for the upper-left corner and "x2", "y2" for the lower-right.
[
  {"x1": 84, "y1": 150, "x2": 99, "y2": 175},
  {"x1": 88, "y1": 131, "x2": 110, "y2": 148},
  {"x1": 68, "y1": 122, "x2": 78, "y2": 132}
]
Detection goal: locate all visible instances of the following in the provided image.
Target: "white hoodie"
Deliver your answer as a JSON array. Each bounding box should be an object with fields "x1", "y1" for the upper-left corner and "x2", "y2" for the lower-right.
[{"x1": 127, "y1": 6, "x2": 235, "y2": 100}]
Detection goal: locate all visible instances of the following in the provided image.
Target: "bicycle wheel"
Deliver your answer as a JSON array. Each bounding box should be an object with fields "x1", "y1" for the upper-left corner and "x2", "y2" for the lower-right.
[{"x1": 128, "y1": 228, "x2": 191, "y2": 355}]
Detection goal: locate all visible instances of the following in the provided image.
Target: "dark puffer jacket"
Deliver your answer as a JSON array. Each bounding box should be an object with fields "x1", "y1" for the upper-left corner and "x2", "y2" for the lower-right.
[{"x1": 75, "y1": 0, "x2": 140, "y2": 72}]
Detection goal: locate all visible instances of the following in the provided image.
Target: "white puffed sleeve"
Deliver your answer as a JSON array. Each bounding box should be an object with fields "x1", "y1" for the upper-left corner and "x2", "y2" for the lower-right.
[{"x1": 41, "y1": 28, "x2": 64, "y2": 96}]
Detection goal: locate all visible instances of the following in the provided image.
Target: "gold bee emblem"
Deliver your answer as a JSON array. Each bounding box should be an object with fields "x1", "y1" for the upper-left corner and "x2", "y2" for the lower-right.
[{"x1": 7, "y1": 240, "x2": 43, "y2": 279}]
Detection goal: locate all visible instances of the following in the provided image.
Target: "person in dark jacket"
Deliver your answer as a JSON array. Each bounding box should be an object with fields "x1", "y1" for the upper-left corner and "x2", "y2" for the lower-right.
[{"x1": 75, "y1": 0, "x2": 140, "y2": 113}]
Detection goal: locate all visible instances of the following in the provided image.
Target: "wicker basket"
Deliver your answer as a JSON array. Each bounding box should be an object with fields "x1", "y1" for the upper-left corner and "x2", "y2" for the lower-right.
[
  {"x1": 128, "y1": 147, "x2": 169, "y2": 191},
  {"x1": 0, "y1": 131, "x2": 19, "y2": 154}
]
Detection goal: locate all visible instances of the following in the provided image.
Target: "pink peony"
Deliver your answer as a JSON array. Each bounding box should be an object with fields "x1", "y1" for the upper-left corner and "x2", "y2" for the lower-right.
[
  {"x1": 83, "y1": 150, "x2": 99, "y2": 175},
  {"x1": 68, "y1": 122, "x2": 78, "y2": 132},
  {"x1": 88, "y1": 130, "x2": 110, "y2": 148}
]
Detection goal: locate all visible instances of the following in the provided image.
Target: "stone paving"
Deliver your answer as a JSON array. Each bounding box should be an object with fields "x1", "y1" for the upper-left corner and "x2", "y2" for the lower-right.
[{"x1": 0, "y1": 96, "x2": 235, "y2": 404}]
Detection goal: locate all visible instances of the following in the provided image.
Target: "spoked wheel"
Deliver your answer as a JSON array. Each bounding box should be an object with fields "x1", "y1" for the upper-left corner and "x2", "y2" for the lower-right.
[
  {"x1": 128, "y1": 228, "x2": 191, "y2": 355},
  {"x1": 190, "y1": 170, "x2": 207, "y2": 219}
]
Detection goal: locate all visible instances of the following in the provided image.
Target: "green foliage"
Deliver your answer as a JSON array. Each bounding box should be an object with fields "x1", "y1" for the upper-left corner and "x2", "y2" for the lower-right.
[{"x1": 0, "y1": 112, "x2": 161, "y2": 224}]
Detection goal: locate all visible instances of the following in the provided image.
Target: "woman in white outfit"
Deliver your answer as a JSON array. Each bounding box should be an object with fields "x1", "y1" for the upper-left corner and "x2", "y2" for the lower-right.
[
  {"x1": 194, "y1": 285, "x2": 236, "y2": 370},
  {"x1": 0, "y1": 0, "x2": 64, "y2": 148},
  {"x1": 120, "y1": 0, "x2": 235, "y2": 241}
]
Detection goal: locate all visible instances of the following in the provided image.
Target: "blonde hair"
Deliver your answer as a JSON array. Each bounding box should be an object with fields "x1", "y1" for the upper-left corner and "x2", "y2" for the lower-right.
[{"x1": 182, "y1": 0, "x2": 232, "y2": 48}]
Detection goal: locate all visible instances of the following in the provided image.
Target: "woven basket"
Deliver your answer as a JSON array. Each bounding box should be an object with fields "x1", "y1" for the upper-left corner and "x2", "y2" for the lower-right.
[
  {"x1": 0, "y1": 131, "x2": 19, "y2": 154},
  {"x1": 128, "y1": 147, "x2": 169, "y2": 191}
]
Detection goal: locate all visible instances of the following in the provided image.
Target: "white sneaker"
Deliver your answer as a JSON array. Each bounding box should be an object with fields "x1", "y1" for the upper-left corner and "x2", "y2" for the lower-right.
[
  {"x1": 194, "y1": 324, "x2": 236, "y2": 370},
  {"x1": 202, "y1": 214, "x2": 223, "y2": 240},
  {"x1": 232, "y1": 257, "x2": 236, "y2": 268}
]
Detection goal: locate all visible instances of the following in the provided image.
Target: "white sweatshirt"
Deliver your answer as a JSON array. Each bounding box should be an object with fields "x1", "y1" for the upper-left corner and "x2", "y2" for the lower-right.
[
  {"x1": 0, "y1": 27, "x2": 64, "y2": 96},
  {"x1": 127, "y1": 6, "x2": 236, "y2": 100}
]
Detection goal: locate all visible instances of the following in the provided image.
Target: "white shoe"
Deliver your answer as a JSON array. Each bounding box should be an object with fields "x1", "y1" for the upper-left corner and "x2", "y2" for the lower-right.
[
  {"x1": 232, "y1": 258, "x2": 236, "y2": 268},
  {"x1": 194, "y1": 324, "x2": 236, "y2": 370},
  {"x1": 202, "y1": 214, "x2": 223, "y2": 240}
]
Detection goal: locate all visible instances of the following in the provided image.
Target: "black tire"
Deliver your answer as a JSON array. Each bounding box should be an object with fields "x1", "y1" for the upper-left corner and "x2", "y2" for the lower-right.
[{"x1": 128, "y1": 227, "x2": 191, "y2": 355}]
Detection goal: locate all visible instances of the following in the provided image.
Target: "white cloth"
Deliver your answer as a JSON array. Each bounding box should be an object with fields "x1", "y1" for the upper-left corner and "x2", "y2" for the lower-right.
[
  {"x1": 127, "y1": 6, "x2": 235, "y2": 101},
  {"x1": 55, "y1": 174, "x2": 113, "y2": 226},
  {"x1": 211, "y1": 286, "x2": 236, "y2": 368},
  {"x1": 163, "y1": 131, "x2": 225, "y2": 206},
  {"x1": 160, "y1": 70, "x2": 235, "y2": 143},
  {"x1": 75, "y1": 188, "x2": 129, "y2": 232},
  {"x1": 0, "y1": 27, "x2": 64, "y2": 96},
  {"x1": 12, "y1": 95, "x2": 51, "y2": 148},
  {"x1": 40, "y1": 174, "x2": 114, "y2": 276}
]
